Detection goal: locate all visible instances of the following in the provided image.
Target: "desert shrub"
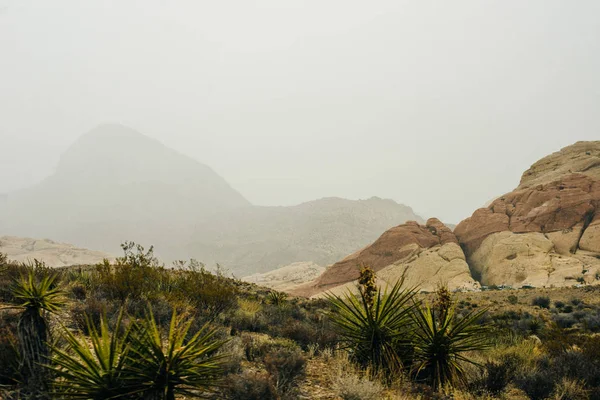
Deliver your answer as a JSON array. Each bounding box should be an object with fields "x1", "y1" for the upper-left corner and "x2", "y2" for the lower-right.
[
  {"x1": 263, "y1": 346, "x2": 306, "y2": 394},
  {"x1": 570, "y1": 298, "x2": 583, "y2": 306},
  {"x1": 223, "y1": 371, "x2": 278, "y2": 400},
  {"x1": 551, "y1": 378, "x2": 590, "y2": 400},
  {"x1": 333, "y1": 372, "x2": 385, "y2": 400},
  {"x1": 170, "y1": 266, "x2": 239, "y2": 321},
  {"x1": 279, "y1": 320, "x2": 320, "y2": 349},
  {"x1": 480, "y1": 354, "x2": 521, "y2": 394},
  {"x1": 516, "y1": 367, "x2": 555, "y2": 400},
  {"x1": 93, "y1": 243, "x2": 164, "y2": 303},
  {"x1": 68, "y1": 283, "x2": 87, "y2": 301},
  {"x1": 563, "y1": 305, "x2": 574, "y2": 314},
  {"x1": 218, "y1": 336, "x2": 245, "y2": 374},
  {"x1": 507, "y1": 295, "x2": 518, "y2": 305},
  {"x1": 70, "y1": 294, "x2": 118, "y2": 335},
  {"x1": 555, "y1": 300, "x2": 566, "y2": 309},
  {"x1": 0, "y1": 313, "x2": 20, "y2": 385},
  {"x1": 553, "y1": 313, "x2": 577, "y2": 329},
  {"x1": 532, "y1": 296, "x2": 551, "y2": 309}
]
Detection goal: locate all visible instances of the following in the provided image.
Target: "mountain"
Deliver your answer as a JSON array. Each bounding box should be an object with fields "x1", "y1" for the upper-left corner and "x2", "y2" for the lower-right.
[
  {"x1": 188, "y1": 196, "x2": 423, "y2": 275},
  {"x1": 0, "y1": 125, "x2": 422, "y2": 274},
  {"x1": 0, "y1": 236, "x2": 114, "y2": 267},
  {"x1": 0, "y1": 124, "x2": 250, "y2": 257}
]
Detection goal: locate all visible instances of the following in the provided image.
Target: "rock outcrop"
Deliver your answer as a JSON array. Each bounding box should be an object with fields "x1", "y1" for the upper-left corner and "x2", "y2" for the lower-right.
[
  {"x1": 293, "y1": 218, "x2": 479, "y2": 297},
  {"x1": 242, "y1": 262, "x2": 325, "y2": 292},
  {"x1": 0, "y1": 236, "x2": 114, "y2": 267},
  {"x1": 455, "y1": 141, "x2": 600, "y2": 288}
]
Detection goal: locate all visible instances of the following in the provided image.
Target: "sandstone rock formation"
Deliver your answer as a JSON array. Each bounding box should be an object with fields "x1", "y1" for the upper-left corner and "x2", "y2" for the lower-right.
[
  {"x1": 242, "y1": 262, "x2": 325, "y2": 292},
  {"x1": 293, "y1": 218, "x2": 479, "y2": 297},
  {"x1": 0, "y1": 236, "x2": 114, "y2": 267},
  {"x1": 455, "y1": 141, "x2": 600, "y2": 288}
]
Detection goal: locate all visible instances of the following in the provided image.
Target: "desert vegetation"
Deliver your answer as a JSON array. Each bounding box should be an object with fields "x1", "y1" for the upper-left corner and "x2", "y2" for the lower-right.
[{"x1": 1, "y1": 246, "x2": 600, "y2": 399}]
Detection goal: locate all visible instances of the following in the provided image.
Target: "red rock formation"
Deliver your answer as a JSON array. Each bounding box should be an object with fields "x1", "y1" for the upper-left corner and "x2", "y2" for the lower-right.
[
  {"x1": 308, "y1": 218, "x2": 458, "y2": 290},
  {"x1": 455, "y1": 174, "x2": 599, "y2": 257}
]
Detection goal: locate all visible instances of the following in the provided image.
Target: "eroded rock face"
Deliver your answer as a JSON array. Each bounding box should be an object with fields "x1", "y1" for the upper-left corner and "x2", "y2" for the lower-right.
[
  {"x1": 293, "y1": 218, "x2": 479, "y2": 297},
  {"x1": 456, "y1": 141, "x2": 600, "y2": 288},
  {"x1": 519, "y1": 141, "x2": 600, "y2": 189}
]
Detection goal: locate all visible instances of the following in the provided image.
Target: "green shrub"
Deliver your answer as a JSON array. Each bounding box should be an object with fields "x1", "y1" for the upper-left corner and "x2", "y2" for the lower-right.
[
  {"x1": 507, "y1": 295, "x2": 518, "y2": 305},
  {"x1": 532, "y1": 296, "x2": 551, "y2": 309},
  {"x1": 263, "y1": 347, "x2": 306, "y2": 394},
  {"x1": 223, "y1": 371, "x2": 278, "y2": 400}
]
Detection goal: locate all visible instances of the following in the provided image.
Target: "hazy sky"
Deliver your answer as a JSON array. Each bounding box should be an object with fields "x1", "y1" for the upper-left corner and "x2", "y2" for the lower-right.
[{"x1": 1, "y1": 0, "x2": 599, "y2": 223}]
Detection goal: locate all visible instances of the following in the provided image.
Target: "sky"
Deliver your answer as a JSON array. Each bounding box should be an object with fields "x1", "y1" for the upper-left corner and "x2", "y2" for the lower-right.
[{"x1": 0, "y1": 0, "x2": 599, "y2": 224}]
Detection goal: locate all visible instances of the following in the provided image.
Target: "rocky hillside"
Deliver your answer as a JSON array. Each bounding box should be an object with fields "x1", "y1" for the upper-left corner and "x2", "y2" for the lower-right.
[
  {"x1": 455, "y1": 141, "x2": 600, "y2": 288},
  {"x1": 0, "y1": 236, "x2": 114, "y2": 267},
  {"x1": 293, "y1": 218, "x2": 479, "y2": 297},
  {"x1": 0, "y1": 125, "x2": 422, "y2": 275},
  {"x1": 293, "y1": 141, "x2": 600, "y2": 298},
  {"x1": 189, "y1": 196, "x2": 422, "y2": 276},
  {"x1": 242, "y1": 262, "x2": 325, "y2": 292}
]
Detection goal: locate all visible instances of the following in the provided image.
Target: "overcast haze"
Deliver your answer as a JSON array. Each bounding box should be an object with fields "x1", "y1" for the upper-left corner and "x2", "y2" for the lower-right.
[{"x1": 1, "y1": 0, "x2": 599, "y2": 223}]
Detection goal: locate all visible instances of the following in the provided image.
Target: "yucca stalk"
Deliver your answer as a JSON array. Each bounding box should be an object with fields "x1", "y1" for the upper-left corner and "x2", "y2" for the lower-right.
[
  {"x1": 411, "y1": 305, "x2": 490, "y2": 389},
  {"x1": 326, "y1": 280, "x2": 418, "y2": 375},
  {"x1": 12, "y1": 270, "x2": 65, "y2": 397},
  {"x1": 127, "y1": 309, "x2": 227, "y2": 399},
  {"x1": 50, "y1": 310, "x2": 138, "y2": 399}
]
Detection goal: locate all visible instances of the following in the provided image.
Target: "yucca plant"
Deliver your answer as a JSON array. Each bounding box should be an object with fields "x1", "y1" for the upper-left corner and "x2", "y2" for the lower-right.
[
  {"x1": 12, "y1": 270, "x2": 65, "y2": 396},
  {"x1": 50, "y1": 309, "x2": 137, "y2": 399},
  {"x1": 411, "y1": 305, "x2": 490, "y2": 389},
  {"x1": 267, "y1": 290, "x2": 288, "y2": 307},
  {"x1": 326, "y1": 278, "x2": 418, "y2": 375},
  {"x1": 126, "y1": 309, "x2": 228, "y2": 399}
]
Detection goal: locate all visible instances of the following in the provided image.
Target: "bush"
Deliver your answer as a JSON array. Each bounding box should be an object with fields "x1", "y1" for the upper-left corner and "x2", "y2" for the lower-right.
[
  {"x1": 507, "y1": 295, "x2": 518, "y2": 305},
  {"x1": 516, "y1": 368, "x2": 555, "y2": 400},
  {"x1": 532, "y1": 296, "x2": 551, "y2": 309},
  {"x1": 551, "y1": 378, "x2": 590, "y2": 400},
  {"x1": 263, "y1": 347, "x2": 306, "y2": 394},
  {"x1": 0, "y1": 313, "x2": 20, "y2": 385},
  {"x1": 333, "y1": 372, "x2": 384, "y2": 400},
  {"x1": 223, "y1": 371, "x2": 278, "y2": 400}
]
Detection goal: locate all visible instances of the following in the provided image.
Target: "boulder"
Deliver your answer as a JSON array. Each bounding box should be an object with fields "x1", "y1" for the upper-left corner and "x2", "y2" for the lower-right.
[{"x1": 456, "y1": 141, "x2": 600, "y2": 288}]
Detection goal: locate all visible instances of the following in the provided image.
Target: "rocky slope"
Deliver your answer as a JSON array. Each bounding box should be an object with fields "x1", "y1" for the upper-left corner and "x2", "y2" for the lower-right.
[
  {"x1": 0, "y1": 236, "x2": 114, "y2": 267},
  {"x1": 189, "y1": 196, "x2": 422, "y2": 276},
  {"x1": 289, "y1": 141, "x2": 600, "y2": 297},
  {"x1": 242, "y1": 262, "x2": 325, "y2": 292},
  {"x1": 0, "y1": 125, "x2": 422, "y2": 275},
  {"x1": 293, "y1": 218, "x2": 479, "y2": 297},
  {"x1": 455, "y1": 141, "x2": 600, "y2": 288}
]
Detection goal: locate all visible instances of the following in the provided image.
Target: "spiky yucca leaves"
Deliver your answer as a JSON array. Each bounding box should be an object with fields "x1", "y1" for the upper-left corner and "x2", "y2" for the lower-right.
[
  {"x1": 267, "y1": 290, "x2": 288, "y2": 306},
  {"x1": 326, "y1": 280, "x2": 418, "y2": 375},
  {"x1": 50, "y1": 310, "x2": 137, "y2": 399},
  {"x1": 411, "y1": 305, "x2": 490, "y2": 390},
  {"x1": 12, "y1": 270, "x2": 65, "y2": 395},
  {"x1": 127, "y1": 309, "x2": 227, "y2": 400}
]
